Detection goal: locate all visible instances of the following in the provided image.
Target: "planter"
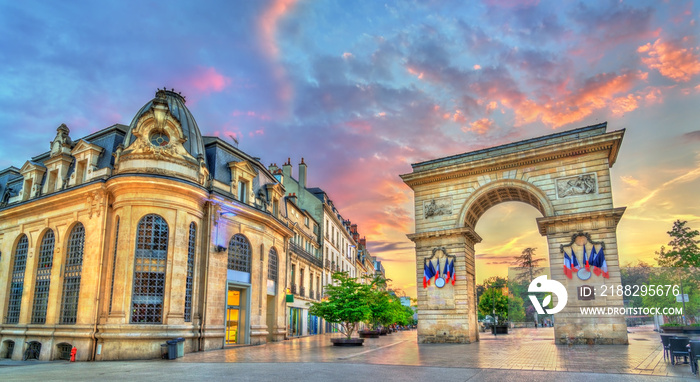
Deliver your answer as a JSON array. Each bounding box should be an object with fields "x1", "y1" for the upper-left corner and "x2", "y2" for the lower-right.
[
  {"x1": 331, "y1": 338, "x2": 364, "y2": 346},
  {"x1": 379, "y1": 328, "x2": 389, "y2": 335},
  {"x1": 662, "y1": 326, "x2": 684, "y2": 334},
  {"x1": 491, "y1": 325, "x2": 509, "y2": 334},
  {"x1": 683, "y1": 326, "x2": 700, "y2": 335},
  {"x1": 359, "y1": 330, "x2": 380, "y2": 338}
]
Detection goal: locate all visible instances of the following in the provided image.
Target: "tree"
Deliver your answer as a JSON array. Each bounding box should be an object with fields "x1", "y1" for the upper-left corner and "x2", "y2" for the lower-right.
[
  {"x1": 477, "y1": 276, "x2": 507, "y2": 303},
  {"x1": 308, "y1": 272, "x2": 370, "y2": 339},
  {"x1": 620, "y1": 261, "x2": 653, "y2": 310},
  {"x1": 478, "y1": 288, "x2": 508, "y2": 322},
  {"x1": 513, "y1": 247, "x2": 545, "y2": 283},
  {"x1": 656, "y1": 220, "x2": 700, "y2": 268}
]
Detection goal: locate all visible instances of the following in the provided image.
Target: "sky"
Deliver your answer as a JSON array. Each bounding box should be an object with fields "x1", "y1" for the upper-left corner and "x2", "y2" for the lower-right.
[{"x1": 1, "y1": 0, "x2": 699, "y2": 299}]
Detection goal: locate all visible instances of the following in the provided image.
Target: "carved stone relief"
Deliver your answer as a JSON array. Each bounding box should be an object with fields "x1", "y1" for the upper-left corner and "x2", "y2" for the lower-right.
[
  {"x1": 424, "y1": 197, "x2": 452, "y2": 219},
  {"x1": 556, "y1": 173, "x2": 596, "y2": 198}
]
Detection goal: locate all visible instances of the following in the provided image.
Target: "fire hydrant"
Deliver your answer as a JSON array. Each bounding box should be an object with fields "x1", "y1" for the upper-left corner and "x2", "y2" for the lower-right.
[{"x1": 70, "y1": 347, "x2": 77, "y2": 362}]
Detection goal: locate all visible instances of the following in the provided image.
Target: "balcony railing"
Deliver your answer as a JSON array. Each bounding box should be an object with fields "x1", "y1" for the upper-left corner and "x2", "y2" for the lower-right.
[
  {"x1": 309, "y1": 289, "x2": 314, "y2": 300},
  {"x1": 289, "y1": 242, "x2": 323, "y2": 267},
  {"x1": 291, "y1": 284, "x2": 297, "y2": 295},
  {"x1": 300, "y1": 286, "x2": 305, "y2": 297},
  {"x1": 316, "y1": 291, "x2": 320, "y2": 300},
  {"x1": 325, "y1": 259, "x2": 331, "y2": 269}
]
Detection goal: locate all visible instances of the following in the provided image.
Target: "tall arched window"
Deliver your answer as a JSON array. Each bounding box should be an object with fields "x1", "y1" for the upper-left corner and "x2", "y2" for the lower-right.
[
  {"x1": 228, "y1": 234, "x2": 251, "y2": 273},
  {"x1": 31, "y1": 230, "x2": 55, "y2": 324},
  {"x1": 108, "y1": 217, "x2": 120, "y2": 314},
  {"x1": 131, "y1": 214, "x2": 168, "y2": 324},
  {"x1": 5, "y1": 235, "x2": 28, "y2": 324},
  {"x1": 60, "y1": 223, "x2": 85, "y2": 325},
  {"x1": 184, "y1": 222, "x2": 196, "y2": 322},
  {"x1": 268, "y1": 247, "x2": 278, "y2": 282}
]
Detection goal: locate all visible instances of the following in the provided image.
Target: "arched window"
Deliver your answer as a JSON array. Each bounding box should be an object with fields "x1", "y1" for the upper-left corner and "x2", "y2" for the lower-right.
[
  {"x1": 131, "y1": 214, "x2": 168, "y2": 324},
  {"x1": 5, "y1": 235, "x2": 28, "y2": 324},
  {"x1": 60, "y1": 223, "x2": 85, "y2": 325},
  {"x1": 184, "y1": 222, "x2": 196, "y2": 322},
  {"x1": 108, "y1": 217, "x2": 120, "y2": 314},
  {"x1": 228, "y1": 234, "x2": 251, "y2": 273},
  {"x1": 268, "y1": 247, "x2": 278, "y2": 282},
  {"x1": 31, "y1": 230, "x2": 55, "y2": 324}
]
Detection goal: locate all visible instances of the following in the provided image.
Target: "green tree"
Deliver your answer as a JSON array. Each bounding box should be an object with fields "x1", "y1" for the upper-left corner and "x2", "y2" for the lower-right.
[
  {"x1": 620, "y1": 261, "x2": 653, "y2": 310},
  {"x1": 513, "y1": 247, "x2": 545, "y2": 283},
  {"x1": 478, "y1": 288, "x2": 509, "y2": 321},
  {"x1": 308, "y1": 272, "x2": 370, "y2": 339},
  {"x1": 656, "y1": 220, "x2": 700, "y2": 268}
]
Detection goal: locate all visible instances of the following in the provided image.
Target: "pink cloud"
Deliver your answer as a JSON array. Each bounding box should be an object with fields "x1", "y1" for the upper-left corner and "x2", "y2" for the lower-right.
[
  {"x1": 258, "y1": 0, "x2": 297, "y2": 59},
  {"x1": 462, "y1": 118, "x2": 495, "y2": 135},
  {"x1": 638, "y1": 38, "x2": 700, "y2": 82},
  {"x1": 188, "y1": 67, "x2": 232, "y2": 93}
]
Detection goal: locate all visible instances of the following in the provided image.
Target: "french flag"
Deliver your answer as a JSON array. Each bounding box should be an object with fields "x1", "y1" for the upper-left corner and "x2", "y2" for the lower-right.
[
  {"x1": 444, "y1": 258, "x2": 450, "y2": 282},
  {"x1": 597, "y1": 247, "x2": 608, "y2": 279},
  {"x1": 450, "y1": 259, "x2": 456, "y2": 285},
  {"x1": 423, "y1": 260, "x2": 435, "y2": 288},
  {"x1": 583, "y1": 244, "x2": 590, "y2": 271},
  {"x1": 589, "y1": 246, "x2": 599, "y2": 276},
  {"x1": 569, "y1": 249, "x2": 581, "y2": 271},
  {"x1": 563, "y1": 252, "x2": 573, "y2": 279}
]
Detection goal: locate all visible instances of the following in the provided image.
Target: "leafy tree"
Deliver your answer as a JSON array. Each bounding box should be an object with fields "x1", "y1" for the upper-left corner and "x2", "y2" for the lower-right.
[
  {"x1": 478, "y1": 288, "x2": 509, "y2": 322},
  {"x1": 308, "y1": 272, "x2": 370, "y2": 339},
  {"x1": 656, "y1": 220, "x2": 700, "y2": 268},
  {"x1": 507, "y1": 293, "x2": 526, "y2": 322},
  {"x1": 620, "y1": 261, "x2": 653, "y2": 310}
]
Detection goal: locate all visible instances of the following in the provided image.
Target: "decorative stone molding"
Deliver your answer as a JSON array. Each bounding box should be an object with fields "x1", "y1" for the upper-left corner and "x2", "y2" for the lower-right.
[
  {"x1": 407, "y1": 226, "x2": 482, "y2": 245},
  {"x1": 86, "y1": 189, "x2": 107, "y2": 219},
  {"x1": 19, "y1": 160, "x2": 46, "y2": 200},
  {"x1": 49, "y1": 123, "x2": 73, "y2": 158},
  {"x1": 536, "y1": 207, "x2": 625, "y2": 236},
  {"x1": 69, "y1": 140, "x2": 104, "y2": 187}
]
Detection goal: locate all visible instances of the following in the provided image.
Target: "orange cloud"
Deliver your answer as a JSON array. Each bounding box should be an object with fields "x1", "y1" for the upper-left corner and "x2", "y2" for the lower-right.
[
  {"x1": 638, "y1": 38, "x2": 700, "y2": 82},
  {"x1": 463, "y1": 118, "x2": 495, "y2": 135}
]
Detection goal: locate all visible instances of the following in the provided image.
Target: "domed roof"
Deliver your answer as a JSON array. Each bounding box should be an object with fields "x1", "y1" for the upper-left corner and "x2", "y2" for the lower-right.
[{"x1": 124, "y1": 89, "x2": 206, "y2": 161}]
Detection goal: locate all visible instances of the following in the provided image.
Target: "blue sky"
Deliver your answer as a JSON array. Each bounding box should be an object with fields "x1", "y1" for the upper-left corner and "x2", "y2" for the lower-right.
[{"x1": 1, "y1": 0, "x2": 699, "y2": 296}]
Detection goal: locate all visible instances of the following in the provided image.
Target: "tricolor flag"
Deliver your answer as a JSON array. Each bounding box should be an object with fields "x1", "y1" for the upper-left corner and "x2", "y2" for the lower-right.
[
  {"x1": 444, "y1": 258, "x2": 450, "y2": 281},
  {"x1": 436, "y1": 258, "x2": 441, "y2": 282},
  {"x1": 597, "y1": 247, "x2": 608, "y2": 278},
  {"x1": 449, "y1": 259, "x2": 456, "y2": 285},
  {"x1": 563, "y1": 252, "x2": 573, "y2": 279},
  {"x1": 423, "y1": 260, "x2": 436, "y2": 288},
  {"x1": 569, "y1": 249, "x2": 581, "y2": 271},
  {"x1": 589, "y1": 246, "x2": 599, "y2": 275},
  {"x1": 428, "y1": 260, "x2": 437, "y2": 283},
  {"x1": 583, "y1": 245, "x2": 590, "y2": 271}
]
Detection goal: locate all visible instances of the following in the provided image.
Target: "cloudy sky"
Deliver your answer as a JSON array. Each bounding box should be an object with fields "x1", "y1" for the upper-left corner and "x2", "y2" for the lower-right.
[{"x1": 1, "y1": 0, "x2": 699, "y2": 298}]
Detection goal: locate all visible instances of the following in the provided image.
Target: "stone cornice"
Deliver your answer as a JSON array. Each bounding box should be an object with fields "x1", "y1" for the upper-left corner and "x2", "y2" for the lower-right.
[
  {"x1": 401, "y1": 129, "x2": 624, "y2": 188},
  {"x1": 407, "y1": 226, "x2": 483, "y2": 244},
  {"x1": 536, "y1": 207, "x2": 626, "y2": 236}
]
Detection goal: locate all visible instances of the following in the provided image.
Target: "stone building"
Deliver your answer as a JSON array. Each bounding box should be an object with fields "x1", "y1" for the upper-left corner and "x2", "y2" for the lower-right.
[
  {"x1": 279, "y1": 192, "x2": 323, "y2": 337},
  {"x1": 0, "y1": 89, "x2": 293, "y2": 361}
]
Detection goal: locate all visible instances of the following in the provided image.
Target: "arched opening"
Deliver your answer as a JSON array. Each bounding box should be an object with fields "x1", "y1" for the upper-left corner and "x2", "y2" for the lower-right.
[
  {"x1": 2, "y1": 340, "x2": 15, "y2": 359},
  {"x1": 56, "y1": 343, "x2": 72, "y2": 361},
  {"x1": 24, "y1": 341, "x2": 41, "y2": 360}
]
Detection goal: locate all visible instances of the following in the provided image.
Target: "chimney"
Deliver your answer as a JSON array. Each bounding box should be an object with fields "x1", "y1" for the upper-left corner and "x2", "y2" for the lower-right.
[
  {"x1": 360, "y1": 237, "x2": 366, "y2": 247},
  {"x1": 273, "y1": 168, "x2": 284, "y2": 184},
  {"x1": 298, "y1": 157, "x2": 307, "y2": 188},
  {"x1": 282, "y1": 158, "x2": 292, "y2": 180}
]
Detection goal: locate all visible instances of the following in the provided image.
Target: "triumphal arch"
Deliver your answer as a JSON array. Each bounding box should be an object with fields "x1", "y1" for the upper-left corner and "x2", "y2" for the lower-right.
[{"x1": 400, "y1": 123, "x2": 628, "y2": 345}]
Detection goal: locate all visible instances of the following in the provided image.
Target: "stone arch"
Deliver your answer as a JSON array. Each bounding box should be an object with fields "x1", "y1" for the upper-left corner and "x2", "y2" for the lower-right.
[
  {"x1": 456, "y1": 179, "x2": 555, "y2": 229},
  {"x1": 401, "y1": 122, "x2": 628, "y2": 345}
]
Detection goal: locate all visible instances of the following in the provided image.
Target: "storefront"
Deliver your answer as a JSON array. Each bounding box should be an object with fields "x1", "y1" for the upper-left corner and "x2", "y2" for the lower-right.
[{"x1": 226, "y1": 285, "x2": 249, "y2": 345}]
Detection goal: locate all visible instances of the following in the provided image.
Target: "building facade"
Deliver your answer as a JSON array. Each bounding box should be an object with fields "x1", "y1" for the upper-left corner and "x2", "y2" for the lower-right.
[{"x1": 0, "y1": 89, "x2": 293, "y2": 361}]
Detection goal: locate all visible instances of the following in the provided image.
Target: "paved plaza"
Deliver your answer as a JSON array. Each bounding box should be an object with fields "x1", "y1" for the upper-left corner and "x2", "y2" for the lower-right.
[{"x1": 1, "y1": 326, "x2": 696, "y2": 381}]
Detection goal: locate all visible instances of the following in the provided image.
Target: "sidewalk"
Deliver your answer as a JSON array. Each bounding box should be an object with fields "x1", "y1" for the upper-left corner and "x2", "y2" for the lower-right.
[{"x1": 0, "y1": 327, "x2": 694, "y2": 381}]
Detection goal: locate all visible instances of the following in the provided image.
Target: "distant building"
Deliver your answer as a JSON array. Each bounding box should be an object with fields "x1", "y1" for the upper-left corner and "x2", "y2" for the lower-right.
[{"x1": 0, "y1": 90, "x2": 293, "y2": 361}]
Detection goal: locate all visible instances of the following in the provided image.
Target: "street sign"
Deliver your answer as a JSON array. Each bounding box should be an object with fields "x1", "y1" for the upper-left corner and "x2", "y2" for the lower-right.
[{"x1": 677, "y1": 294, "x2": 689, "y2": 303}]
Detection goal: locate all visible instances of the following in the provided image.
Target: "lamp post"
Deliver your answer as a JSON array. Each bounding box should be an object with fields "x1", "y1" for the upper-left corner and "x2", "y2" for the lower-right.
[{"x1": 492, "y1": 286, "x2": 497, "y2": 337}]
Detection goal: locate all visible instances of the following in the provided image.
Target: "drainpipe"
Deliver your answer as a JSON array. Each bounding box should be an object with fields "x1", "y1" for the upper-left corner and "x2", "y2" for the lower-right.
[{"x1": 90, "y1": 187, "x2": 109, "y2": 361}]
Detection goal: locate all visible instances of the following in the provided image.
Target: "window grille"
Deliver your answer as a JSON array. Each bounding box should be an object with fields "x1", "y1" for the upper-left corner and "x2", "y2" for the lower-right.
[
  {"x1": 227, "y1": 234, "x2": 251, "y2": 273},
  {"x1": 31, "y1": 230, "x2": 55, "y2": 324},
  {"x1": 268, "y1": 248, "x2": 278, "y2": 282},
  {"x1": 6, "y1": 235, "x2": 28, "y2": 324},
  {"x1": 130, "y1": 214, "x2": 168, "y2": 324},
  {"x1": 57, "y1": 343, "x2": 72, "y2": 360},
  {"x1": 60, "y1": 224, "x2": 85, "y2": 324},
  {"x1": 184, "y1": 222, "x2": 196, "y2": 322},
  {"x1": 109, "y1": 218, "x2": 120, "y2": 313},
  {"x1": 4, "y1": 341, "x2": 14, "y2": 359}
]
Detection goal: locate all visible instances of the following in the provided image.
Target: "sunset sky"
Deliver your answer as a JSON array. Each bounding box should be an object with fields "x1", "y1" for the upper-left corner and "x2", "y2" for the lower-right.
[{"x1": 1, "y1": 1, "x2": 699, "y2": 298}]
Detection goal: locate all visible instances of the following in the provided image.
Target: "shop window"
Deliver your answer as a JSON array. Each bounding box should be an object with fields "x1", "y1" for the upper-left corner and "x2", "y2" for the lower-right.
[{"x1": 130, "y1": 214, "x2": 168, "y2": 324}]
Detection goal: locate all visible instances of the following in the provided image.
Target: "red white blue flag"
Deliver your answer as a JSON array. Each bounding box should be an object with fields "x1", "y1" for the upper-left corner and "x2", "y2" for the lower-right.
[
  {"x1": 450, "y1": 259, "x2": 455, "y2": 285},
  {"x1": 583, "y1": 244, "x2": 590, "y2": 271},
  {"x1": 563, "y1": 252, "x2": 573, "y2": 279},
  {"x1": 423, "y1": 260, "x2": 436, "y2": 288},
  {"x1": 444, "y1": 258, "x2": 450, "y2": 281}
]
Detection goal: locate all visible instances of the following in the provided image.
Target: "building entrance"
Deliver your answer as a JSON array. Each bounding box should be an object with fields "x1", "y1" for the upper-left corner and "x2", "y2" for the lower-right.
[{"x1": 226, "y1": 288, "x2": 244, "y2": 345}]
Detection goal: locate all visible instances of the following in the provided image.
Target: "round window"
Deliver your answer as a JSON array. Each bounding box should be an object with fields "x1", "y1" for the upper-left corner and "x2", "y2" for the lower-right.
[{"x1": 150, "y1": 131, "x2": 170, "y2": 147}]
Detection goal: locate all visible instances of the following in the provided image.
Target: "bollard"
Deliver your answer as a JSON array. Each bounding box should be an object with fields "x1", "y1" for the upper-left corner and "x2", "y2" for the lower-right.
[{"x1": 70, "y1": 347, "x2": 77, "y2": 362}]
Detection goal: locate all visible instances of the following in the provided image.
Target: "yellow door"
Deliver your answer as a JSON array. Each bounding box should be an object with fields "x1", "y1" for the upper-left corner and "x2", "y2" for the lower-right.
[{"x1": 226, "y1": 308, "x2": 239, "y2": 344}]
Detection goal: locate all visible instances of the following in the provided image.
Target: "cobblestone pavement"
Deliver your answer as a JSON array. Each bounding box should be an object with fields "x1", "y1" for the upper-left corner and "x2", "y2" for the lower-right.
[{"x1": 0, "y1": 326, "x2": 696, "y2": 381}]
